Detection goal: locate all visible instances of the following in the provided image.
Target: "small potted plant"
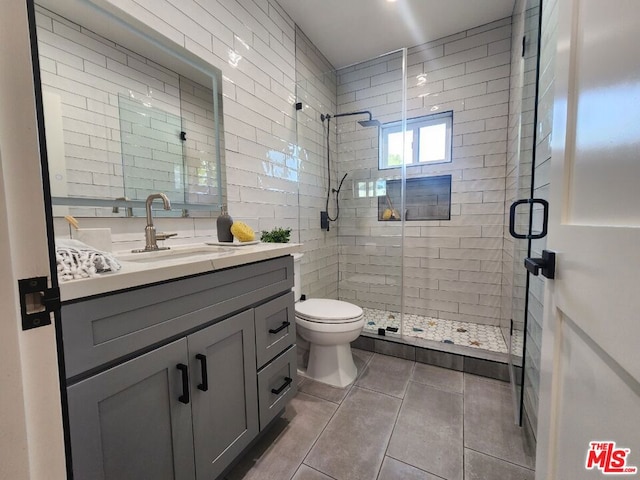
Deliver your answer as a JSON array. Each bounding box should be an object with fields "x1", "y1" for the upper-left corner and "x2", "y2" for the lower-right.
[{"x1": 260, "y1": 227, "x2": 292, "y2": 243}]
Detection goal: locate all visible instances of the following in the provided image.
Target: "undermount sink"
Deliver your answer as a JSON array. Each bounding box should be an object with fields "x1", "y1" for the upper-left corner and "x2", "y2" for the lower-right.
[{"x1": 117, "y1": 245, "x2": 235, "y2": 263}]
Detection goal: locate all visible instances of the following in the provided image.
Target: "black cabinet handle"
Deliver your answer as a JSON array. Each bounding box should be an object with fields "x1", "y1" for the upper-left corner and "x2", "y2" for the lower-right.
[
  {"x1": 176, "y1": 363, "x2": 190, "y2": 404},
  {"x1": 271, "y1": 376, "x2": 293, "y2": 395},
  {"x1": 196, "y1": 354, "x2": 208, "y2": 392},
  {"x1": 269, "y1": 321, "x2": 290, "y2": 334}
]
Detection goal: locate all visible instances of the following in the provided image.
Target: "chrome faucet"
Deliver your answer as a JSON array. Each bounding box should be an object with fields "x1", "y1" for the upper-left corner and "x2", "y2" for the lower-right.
[{"x1": 132, "y1": 193, "x2": 177, "y2": 252}]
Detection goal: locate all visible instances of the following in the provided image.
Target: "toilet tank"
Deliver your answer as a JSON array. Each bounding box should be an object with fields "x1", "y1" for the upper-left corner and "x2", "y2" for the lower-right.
[{"x1": 292, "y1": 253, "x2": 304, "y2": 302}]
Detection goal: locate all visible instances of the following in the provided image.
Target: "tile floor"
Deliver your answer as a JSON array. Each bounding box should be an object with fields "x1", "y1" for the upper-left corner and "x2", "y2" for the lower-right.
[
  {"x1": 224, "y1": 350, "x2": 535, "y2": 480},
  {"x1": 362, "y1": 308, "x2": 525, "y2": 355}
]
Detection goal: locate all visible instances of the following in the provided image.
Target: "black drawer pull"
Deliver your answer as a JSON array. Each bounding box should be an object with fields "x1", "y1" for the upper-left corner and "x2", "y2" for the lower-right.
[
  {"x1": 269, "y1": 321, "x2": 290, "y2": 334},
  {"x1": 271, "y1": 376, "x2": 293, "y2": 395},
  {"x1": 176, "y1": 363, "x2": 190, "y2": 404},
  {"x1": 196, "y1": 354, "x2": 208, "y2": 392}
]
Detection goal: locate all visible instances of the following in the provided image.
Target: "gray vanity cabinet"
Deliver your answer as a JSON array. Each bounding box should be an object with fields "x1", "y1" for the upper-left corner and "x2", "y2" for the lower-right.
[
  {"x1": 67, "y1": 338, "x2": 196, "y2": 480},
  {"x1": 62, "y1": 256, "x2": 295, "y2": 480}
]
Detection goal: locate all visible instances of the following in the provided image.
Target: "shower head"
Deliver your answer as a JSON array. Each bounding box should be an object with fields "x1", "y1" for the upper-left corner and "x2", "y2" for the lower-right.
[
  {"x1": 358, "y1": 119, "x2": 381, "y2": 128},
  {"x1": 326, "y1": 110, "x2": 380, "y2": 128}
]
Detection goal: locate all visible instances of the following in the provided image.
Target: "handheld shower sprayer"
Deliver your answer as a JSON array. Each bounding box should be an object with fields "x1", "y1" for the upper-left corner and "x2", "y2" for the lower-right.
[{"x1": 320, "y1": 111, "x2": 379, "y2": 231}]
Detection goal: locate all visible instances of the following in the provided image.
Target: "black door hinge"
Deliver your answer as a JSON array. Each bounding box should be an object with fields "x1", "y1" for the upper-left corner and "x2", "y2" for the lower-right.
[
  {"x1": 524, "y1": 250, "x2": 556, "y2": 279},
  {"x1": 18, "y1": 276, "x2": 60, "y2": 330},
  {"x1": 522, "y1": 36, "x2": 526, "y2": 57}
]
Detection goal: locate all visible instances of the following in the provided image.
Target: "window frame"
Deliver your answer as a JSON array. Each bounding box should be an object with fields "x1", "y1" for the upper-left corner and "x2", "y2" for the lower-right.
[{"x1": 379, "y1": 111, "x2": 453, "y2": 169}]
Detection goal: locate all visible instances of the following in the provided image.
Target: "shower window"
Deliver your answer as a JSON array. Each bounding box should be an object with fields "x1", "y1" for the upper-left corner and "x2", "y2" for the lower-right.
[{"x1": 379, "y1": 111, "x2": 453, "y2": 169}]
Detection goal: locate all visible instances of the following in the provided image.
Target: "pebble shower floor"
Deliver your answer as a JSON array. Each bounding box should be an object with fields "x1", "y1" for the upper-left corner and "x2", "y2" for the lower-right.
[{"x1": 362, "y1": 307, "x2": 524, "y2": 355}]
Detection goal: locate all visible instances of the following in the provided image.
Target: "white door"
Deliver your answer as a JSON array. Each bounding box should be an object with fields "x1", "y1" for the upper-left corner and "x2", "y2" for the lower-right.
[{"x1": 535, "y1": 0, "x2": 640, "y2": 478}]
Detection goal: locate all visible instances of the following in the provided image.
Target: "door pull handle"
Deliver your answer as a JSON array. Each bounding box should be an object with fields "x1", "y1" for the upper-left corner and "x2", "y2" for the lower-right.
[
  {"x1": 524, "y1": 250, "x2": 555, "y2": 279},
  {"x1": 509, "y1": 198, "x2": 549, "y2": 239},
  {"x1": 176, "y1": 363, "x2": 190, "y2": 404},
  {"x1": 196, "y1": 354, "x2": 208, "y2": 392}
]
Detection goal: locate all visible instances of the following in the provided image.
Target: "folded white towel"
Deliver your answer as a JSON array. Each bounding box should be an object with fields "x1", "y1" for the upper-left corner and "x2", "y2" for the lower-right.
[{"x1": 56, "y1": 239, "x2": 121, "y2": 281}]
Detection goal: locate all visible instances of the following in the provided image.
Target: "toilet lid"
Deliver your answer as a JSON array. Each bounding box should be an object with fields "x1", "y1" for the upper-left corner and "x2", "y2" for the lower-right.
[{"x1": 295, "y1": 299, "x2": 363, "y2": 324}]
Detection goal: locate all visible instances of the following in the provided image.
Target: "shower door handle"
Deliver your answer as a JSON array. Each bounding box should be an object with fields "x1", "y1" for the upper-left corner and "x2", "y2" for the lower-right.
[{"x1": 509, "y1": 198, "x2": 549, "y2": 239}]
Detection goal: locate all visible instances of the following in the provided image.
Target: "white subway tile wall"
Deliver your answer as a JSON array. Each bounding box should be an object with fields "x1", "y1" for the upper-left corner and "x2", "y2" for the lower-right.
[
  {"x1": 335, "y1": 19, "x2": 513, "y2": 326},
  {"x1": 295, "y1": 26, "x2": 339, "y2": 299}
]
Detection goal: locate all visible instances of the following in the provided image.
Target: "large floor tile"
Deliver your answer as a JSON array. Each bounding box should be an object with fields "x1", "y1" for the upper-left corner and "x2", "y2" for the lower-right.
[
  {"x1": 304, "y1": 387, "x2": 401, "y2": 480},
  {"x1": 225, "y1": 393, "x2": 338, "y2": 480},
  {"x1": 378, "y1": 456, "x2": 442, "y2": 480},
  {"x1": 387, "y1": 382, "x2": 464, "y2": 480},
  {"x1": 464, "y1": 449, "x2": 535, "y2": 480},
  {"x1": 464, "y1": 374, "x2": 535, "y2": 469},
  {"x1": 292, "y1": 464, "x2": 334, "y2": 480},
  {"x1": 412, "y1": 362, "x2": 463, "y2": 394},
  {"x1": 355, "y1": 353, "x2": 414, "y2": 398}
]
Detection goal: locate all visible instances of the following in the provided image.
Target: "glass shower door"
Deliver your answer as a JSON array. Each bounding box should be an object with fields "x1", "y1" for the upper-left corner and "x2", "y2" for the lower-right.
[
  {"x1": 335, "y1": 49, "x2": 407, "y2": 339},
  {"x1": 507, "y1": 0, "x2": 543, "y2": 426}
]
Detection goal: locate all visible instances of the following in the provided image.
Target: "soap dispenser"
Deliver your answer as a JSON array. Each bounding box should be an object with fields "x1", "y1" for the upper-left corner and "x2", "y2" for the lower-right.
[{"x1": 216, "y1": 204, "x2": 234, "y2": 242}]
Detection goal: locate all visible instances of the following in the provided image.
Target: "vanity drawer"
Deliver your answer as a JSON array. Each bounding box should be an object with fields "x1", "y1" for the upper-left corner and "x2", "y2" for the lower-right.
[
  {"x1": 254, "y1": 292, "x2": 296, "y2": 368},
  {"x1": 257, "y1": 345, "x2": 297, "y2": 430}
]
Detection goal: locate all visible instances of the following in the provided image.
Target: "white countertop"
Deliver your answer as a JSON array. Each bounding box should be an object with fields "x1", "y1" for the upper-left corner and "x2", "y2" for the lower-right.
[{"x1": 59, "y1": 242, "x2": 302, "y2": 301}]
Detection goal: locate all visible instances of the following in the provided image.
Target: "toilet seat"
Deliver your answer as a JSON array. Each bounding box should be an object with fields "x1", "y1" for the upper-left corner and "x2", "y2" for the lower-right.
[{"x1": 295, "y1": 298, "x2": 363, "y2": 324}]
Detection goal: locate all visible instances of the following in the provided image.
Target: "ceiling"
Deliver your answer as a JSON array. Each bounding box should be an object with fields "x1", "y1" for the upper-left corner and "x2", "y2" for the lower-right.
[{"x1": 277, "y1": 0, "x2": 516, "y2": 69}]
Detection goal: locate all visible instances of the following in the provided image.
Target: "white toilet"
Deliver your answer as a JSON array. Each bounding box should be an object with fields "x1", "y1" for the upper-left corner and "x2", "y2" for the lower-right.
[{"x1": 293, "y1": 253, "x2": 365, "y2": 388}]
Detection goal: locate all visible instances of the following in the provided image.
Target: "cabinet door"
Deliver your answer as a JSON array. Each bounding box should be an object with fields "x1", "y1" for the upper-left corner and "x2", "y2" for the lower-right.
[
  {"x1": 67, "y1": 339, "x2": 196, "y2": 480},
  {"x1": 188, "y1": 310, "x2": 259, "y2": 480}
]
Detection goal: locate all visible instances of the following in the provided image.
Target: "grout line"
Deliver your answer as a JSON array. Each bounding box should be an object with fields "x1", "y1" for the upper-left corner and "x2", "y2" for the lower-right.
[
  {"x1": 383, "y1": 454, "x2": 449, "y2": 480},
  {"x1": 403, "y1": 360, "x2": 417, "y2": 397},
  {"x1": 406, "y1": 379, "x2": 463, "y2": 396},
  {"x1": 462, "y1": 370, "x2": 466, "y2": 480},
  {"x1": 464, "y1": 446, "x2": 535, "y2": 472},
  {"x1": 301, "y1": 463, "x2": 339, "y2": 480},
  {"x1": 294, "y1": 389, "x2": 342, "y2": 406},
  {"x1": 298, "y1": 363, "x2": 360, "y2": 474},
  {"x1": 376, "y1": 385, "x2": 405, "y2": 480},
  {"x1": 348, "y1": 384, "x2": 405, "y2": 401}
]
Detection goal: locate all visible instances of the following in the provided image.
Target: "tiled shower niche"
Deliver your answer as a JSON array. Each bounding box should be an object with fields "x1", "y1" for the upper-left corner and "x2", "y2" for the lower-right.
[{"x1": 379, "y1": 175, "x2": 452, "y2": 222}]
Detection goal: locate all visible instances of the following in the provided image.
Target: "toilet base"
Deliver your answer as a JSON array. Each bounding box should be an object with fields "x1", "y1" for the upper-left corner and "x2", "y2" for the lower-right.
[{"x1": 306, "y1": 343, "x2": 357, "y2": 388}]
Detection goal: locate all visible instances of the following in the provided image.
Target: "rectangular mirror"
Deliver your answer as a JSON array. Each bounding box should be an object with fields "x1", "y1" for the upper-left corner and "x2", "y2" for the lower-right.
[{"x1": 35, "y1": 1, "x2": 226, "y2": 217}]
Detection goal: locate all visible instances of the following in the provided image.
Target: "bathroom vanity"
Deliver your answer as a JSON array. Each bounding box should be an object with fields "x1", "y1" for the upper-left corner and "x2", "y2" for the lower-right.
[{"x1": 59, "y1": 245, "x2": 299, "y2": 480}]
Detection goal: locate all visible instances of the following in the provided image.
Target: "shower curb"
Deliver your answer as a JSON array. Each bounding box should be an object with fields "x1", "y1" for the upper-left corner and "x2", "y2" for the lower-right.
[{"x1": 352, "y1": 335, "x2": 520, "y2": 383}]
